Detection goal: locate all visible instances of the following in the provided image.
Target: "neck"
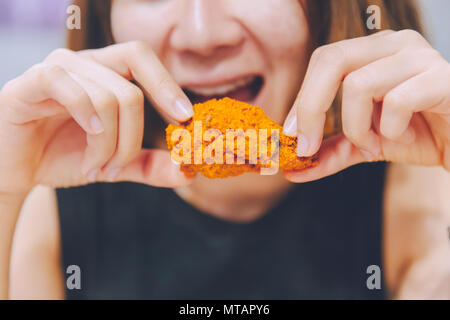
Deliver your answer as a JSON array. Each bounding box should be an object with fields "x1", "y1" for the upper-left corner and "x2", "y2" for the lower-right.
[{"x1": 174, "y1": 173, "x2": 293, "y2": 222}]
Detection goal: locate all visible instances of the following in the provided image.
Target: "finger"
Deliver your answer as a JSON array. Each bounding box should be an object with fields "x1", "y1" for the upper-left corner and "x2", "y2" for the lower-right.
[
  {"x1": 45, "y1": 49, "x2": 146, "y2": 179},
  {"x1": 283, "y1": 29, "x2": 428, "y2": 157},
  {"x1": 284, "y1": 134, "x2": 382, "y2": 183},
  {"x1": 101, "y1": 96, "x2": 144, "y2": 181},
  {"x1": 281, "y1": 30, "x2": 395, "y2": 134},
  {"x1": 4, "y1": 64, "x2": 104, "y2": 135},
  {"x1": 96, "y1": 149, "x2": 193, "y2": 188},
  {"x1": 3, "y1": 98, "x2": 65, "y2": 123},
  {"x1": 342, "y1": 49, "x2": 436, "y2": 157},
  {"x1": 381, "y1": 65, "x2": 450, "y2": 140},
  {"x1": 80, "y1": 42, "x2": 194, "y2": 121},
  {"x1": 68, "y1": 73, "x2": 119, "y2": 179}
]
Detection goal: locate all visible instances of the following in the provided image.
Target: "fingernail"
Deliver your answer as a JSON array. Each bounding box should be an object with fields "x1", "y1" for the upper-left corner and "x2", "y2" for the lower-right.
[
  {"x1": 360, "y1": 149, "x2": 374, "y2": 161},
  {"x1": 283, "y1": 115, "x2": 297, "y2": 137},
  {"x1": 296, "y1": 134, "x2": 309, "y2": 156},
  {"x1": 174, "y1": 99, "x2": 194, "y2": 120},
  {"x1": 106, "y1": 167, "x2": 122, "y2": 181},
  {"x1": 87, "y1": 168, "x2": 100, "y2": 182},
  {"x1": 90, "y1": 115, "x2": 104, "y2": 135}
]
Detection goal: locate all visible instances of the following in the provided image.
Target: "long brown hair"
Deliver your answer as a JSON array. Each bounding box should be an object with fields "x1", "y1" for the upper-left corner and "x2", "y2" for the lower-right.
[{"x1": 66, "y1": 0, "x2": 423, "y2": 137}]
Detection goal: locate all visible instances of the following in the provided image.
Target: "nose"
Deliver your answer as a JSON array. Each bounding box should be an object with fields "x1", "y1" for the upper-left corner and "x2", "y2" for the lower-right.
[{"x1": 170, "y1": 0, "x2": 244, "y2": 57}]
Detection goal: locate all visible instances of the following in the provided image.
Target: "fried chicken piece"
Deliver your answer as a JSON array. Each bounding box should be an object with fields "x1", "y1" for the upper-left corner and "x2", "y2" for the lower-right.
[{"x1": 166, "y1": 98, "x2": 317, "y2": 178}]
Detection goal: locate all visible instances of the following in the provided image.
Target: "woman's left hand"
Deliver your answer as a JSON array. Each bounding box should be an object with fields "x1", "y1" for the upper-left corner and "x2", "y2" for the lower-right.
[{"x1": 282, "y1": 29, "x2": 450, "y2": 182}]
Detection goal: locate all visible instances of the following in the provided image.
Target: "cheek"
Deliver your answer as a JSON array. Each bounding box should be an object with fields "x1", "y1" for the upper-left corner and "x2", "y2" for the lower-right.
[
  {"x1": 232, "y1": 0, "x2": 310, "y2": 63},
  {"x1": 110, "y1": 2, "x2": 173, "y2": 55}
]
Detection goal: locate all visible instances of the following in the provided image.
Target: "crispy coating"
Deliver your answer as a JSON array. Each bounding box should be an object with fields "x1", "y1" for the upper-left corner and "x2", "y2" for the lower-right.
[{"x1": 166, "y1": 98, "x2": 317, "y2": 178}]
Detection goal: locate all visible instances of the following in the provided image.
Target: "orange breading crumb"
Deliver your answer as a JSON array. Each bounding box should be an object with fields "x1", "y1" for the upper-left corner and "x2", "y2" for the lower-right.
[{"x1": 166, "y1": 98, "x2": 317, "y2": 178}]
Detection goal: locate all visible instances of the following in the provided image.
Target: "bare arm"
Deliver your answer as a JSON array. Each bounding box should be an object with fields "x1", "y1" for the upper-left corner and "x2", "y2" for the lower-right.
[
  {"x1": 0, "y1": 193, "x2": 26, "y2": 299},
  {"x1": 9, "y1": 186, "x2": 64, "y2": 299},
  {"x1": 384, "y1": 163, "x2": 450, "y2": 299}
]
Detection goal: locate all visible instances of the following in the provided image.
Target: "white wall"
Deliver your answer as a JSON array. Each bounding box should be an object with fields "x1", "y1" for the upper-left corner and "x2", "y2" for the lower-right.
[{"x1": 418, "y1": 0, "x2": 450, "y2": 60}]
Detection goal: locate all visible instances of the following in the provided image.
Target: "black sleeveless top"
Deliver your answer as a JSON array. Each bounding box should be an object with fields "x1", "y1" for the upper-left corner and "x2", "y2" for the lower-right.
[{"x1": 57, "y1": 162, "x2": 387, "y2": 299}]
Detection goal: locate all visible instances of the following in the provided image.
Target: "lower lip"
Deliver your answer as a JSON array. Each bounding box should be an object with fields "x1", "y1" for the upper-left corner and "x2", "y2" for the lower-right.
[{"x1": 183, "y1": 76, "x2": 264, "y2": 105}]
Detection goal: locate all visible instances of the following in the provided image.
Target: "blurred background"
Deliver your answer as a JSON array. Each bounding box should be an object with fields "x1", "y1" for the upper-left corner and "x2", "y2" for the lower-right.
[{"x1": 0, "y1": 0, "x2": 449, "y2": 87}]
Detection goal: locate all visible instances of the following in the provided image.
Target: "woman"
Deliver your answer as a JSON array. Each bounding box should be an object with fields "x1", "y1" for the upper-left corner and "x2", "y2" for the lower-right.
[{"x1": 0, "y1": 0, "x2": 449, "y2": 299}]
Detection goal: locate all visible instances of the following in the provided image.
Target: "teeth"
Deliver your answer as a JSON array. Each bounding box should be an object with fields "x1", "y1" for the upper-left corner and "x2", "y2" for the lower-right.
[{"x1": 186, "y1": 76, "x2": 255, "y2": 96}]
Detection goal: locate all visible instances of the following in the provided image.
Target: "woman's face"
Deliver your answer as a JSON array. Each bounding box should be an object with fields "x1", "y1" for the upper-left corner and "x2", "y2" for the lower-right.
[{"x1": 111, "y1": 0, "x2": 310, "y2": 124}]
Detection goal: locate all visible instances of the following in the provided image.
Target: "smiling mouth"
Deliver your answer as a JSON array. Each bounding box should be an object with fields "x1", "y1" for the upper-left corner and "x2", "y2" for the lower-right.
[{"x1": 183, "y1": 75, "x2": 264, "y2": 104}]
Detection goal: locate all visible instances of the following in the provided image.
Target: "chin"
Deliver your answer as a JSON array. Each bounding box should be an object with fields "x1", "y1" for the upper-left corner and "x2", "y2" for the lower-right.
[{"x1": 194, "y1": 170, "x2": 291, "y2": 196}]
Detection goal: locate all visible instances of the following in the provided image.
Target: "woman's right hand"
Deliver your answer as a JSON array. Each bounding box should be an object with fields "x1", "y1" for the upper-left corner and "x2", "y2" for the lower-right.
[{"x1": 0, "y1": 41, "x2": 194, "y2": 196}]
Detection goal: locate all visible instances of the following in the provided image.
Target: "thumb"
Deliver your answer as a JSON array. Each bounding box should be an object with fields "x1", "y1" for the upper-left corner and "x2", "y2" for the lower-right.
[
  {"x1": 97, "y1": 149, "x2": 193, "y2": 188},
  {"x1": 284, "y1": 134, "x2": 382, "y2": 183}
]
